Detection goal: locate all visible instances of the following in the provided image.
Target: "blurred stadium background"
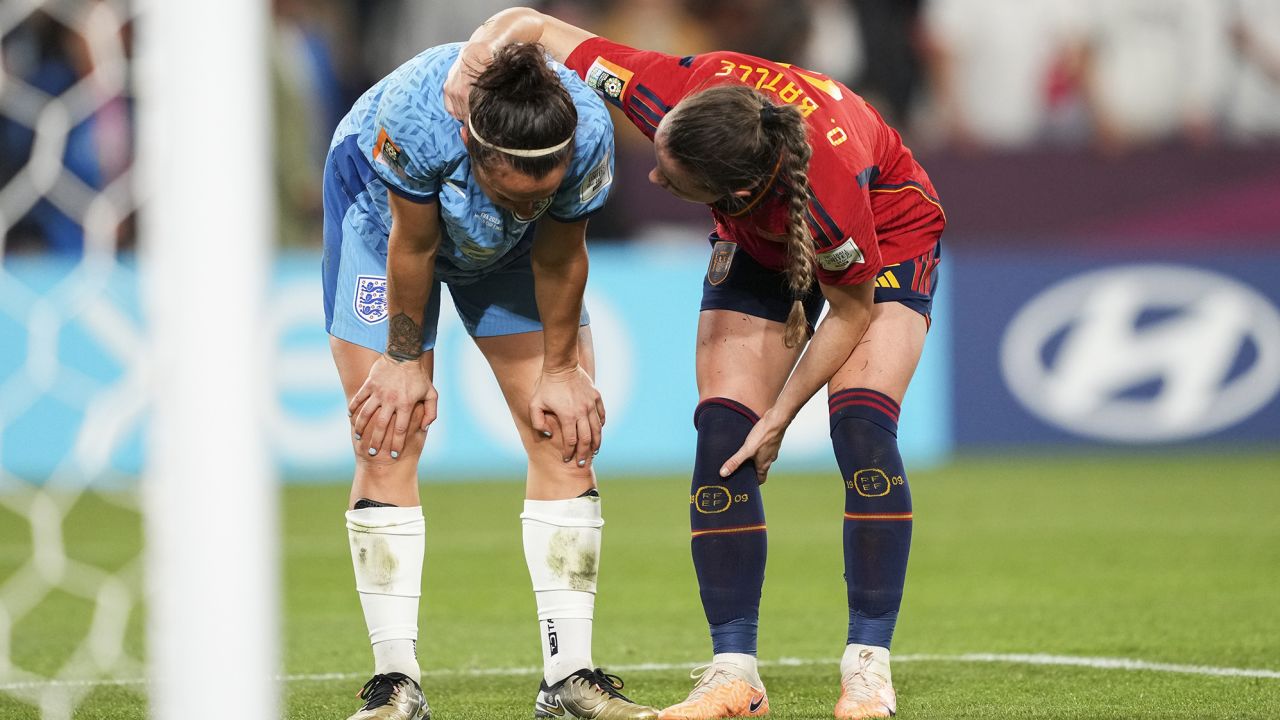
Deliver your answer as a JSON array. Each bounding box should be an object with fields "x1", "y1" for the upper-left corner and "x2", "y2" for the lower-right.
[{"x1": 1, "y1": 0, "x2": 1278, "y2": 718}]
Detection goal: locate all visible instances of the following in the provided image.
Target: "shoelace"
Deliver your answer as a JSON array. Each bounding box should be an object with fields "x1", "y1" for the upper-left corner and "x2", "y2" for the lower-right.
[
  {"x1": 357, "y1": 673, "x2": 404, "y2": 709},
  {"x1": 681, "y1": 664, "x2": 732, "y2": 703},
  {"x1": 840, "y1": 650, "x2": 888, "y2": 703},
  {"x1": 583, "y1": 668, "x2": 637, "y2": 703}
]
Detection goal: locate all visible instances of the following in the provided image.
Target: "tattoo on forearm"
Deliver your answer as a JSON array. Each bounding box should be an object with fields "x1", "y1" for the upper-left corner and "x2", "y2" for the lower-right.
[{"x1": 386, "y1": 313, "x2": 424, "y2": 362}]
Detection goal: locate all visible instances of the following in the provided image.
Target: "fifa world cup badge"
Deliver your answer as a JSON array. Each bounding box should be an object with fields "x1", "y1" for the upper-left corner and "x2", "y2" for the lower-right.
[
  {"x1": 585, "y1": 57, "x2": 634, "y2": 106},
  {"x1": 707, "y1": 241, "x2": 737, "y2": 285}
]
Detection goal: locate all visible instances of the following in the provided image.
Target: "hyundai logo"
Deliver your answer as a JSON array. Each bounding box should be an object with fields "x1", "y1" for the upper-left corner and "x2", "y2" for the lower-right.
[{"x1": 1000, "y1": 265, "x2": 1280, "y2": 442}]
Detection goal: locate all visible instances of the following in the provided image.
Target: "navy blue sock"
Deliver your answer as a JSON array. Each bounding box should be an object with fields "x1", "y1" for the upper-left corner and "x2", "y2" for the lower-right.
[
  {"x1": 829, "y1": 388, "x2": 912, "y2": 649},
  {"x1": 690, "y1": 398, "x2": 767, "y2": 656}
]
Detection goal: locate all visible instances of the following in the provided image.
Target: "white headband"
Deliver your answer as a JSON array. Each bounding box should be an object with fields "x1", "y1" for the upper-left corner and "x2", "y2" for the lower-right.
[{"x1": 467, "y1": 115, "x2": 574, "y2": 158}]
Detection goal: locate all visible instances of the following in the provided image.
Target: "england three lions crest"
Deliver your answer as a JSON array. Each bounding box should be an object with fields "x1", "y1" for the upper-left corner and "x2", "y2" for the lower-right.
[{"x1": 354, "y1": 275, "x2": 388, "y2": 324}]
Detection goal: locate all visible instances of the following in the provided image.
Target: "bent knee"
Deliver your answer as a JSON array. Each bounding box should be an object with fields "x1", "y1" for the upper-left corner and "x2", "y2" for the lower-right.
[
  {"x1": 526, "y1": 457, "x2": 595, "y2": 500},
  {"x1": 353, "y1": 445, "x2": 421, "y2": 487}
]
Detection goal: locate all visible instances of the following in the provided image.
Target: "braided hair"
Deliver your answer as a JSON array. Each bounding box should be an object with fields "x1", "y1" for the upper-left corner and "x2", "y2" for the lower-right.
[{"x1": 662, "y1": 85, "x2": 816, "y2": 347}]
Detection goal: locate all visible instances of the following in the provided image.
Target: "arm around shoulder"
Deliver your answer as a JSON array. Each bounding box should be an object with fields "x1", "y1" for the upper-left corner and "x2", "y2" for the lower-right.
[
  {"x1": 446, "y1": 8, "x2": 598, "y2": 117},
  {"x1": 468, "y1": 7, "x2": 596, "y2": 62}
]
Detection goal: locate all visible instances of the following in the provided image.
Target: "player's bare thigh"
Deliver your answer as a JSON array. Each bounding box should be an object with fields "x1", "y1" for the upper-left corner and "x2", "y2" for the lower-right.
[
  {"x1": 474, "y1": 326, "x2": 596, "y2": 500},
  {"x1": 330, "y1": 336, "x2": 432, "y2": 508},
  {"x1": 828, "y1": 301, "x2": 928, "y2": 404},
  {"x1": 696, "y1": 309, "x2": 804, "y2": 416}
]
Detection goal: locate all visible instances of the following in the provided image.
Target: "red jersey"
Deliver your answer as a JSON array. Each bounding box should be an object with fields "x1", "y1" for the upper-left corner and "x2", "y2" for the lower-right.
[{"x1": 565, "y1": 38, "x2": 944, "y2": 286}]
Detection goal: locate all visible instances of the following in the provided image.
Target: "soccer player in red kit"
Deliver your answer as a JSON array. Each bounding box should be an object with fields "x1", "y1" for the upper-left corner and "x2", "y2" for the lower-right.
[{"x1": 447, "y1": 9, "x2": 945, "y2": 720}]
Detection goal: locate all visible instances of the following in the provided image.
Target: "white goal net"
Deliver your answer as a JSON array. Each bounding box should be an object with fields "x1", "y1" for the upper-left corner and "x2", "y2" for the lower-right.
[
  {"x1": 1, "y1": 0, "x2": 143, "y2": 716},
  {"x1": 1, "y1": 0, "x2": 278, "y2": 717}
]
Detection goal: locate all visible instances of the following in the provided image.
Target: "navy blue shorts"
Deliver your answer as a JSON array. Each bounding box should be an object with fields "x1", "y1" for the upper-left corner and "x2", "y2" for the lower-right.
[{"x1": 700, "y1": 235, "x2": 941, "y2": 330}]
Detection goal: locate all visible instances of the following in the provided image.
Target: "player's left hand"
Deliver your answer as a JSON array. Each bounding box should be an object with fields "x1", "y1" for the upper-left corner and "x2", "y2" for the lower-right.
[
  {"x1": 443, "y1": 42, "x2": 492, "y2": 120},
  {"x1": 720, "y1": 407, "x2": 790, "y2": 484},
  {"x1": 530, "y1": 365, "x2": 605, "y2": 468}
]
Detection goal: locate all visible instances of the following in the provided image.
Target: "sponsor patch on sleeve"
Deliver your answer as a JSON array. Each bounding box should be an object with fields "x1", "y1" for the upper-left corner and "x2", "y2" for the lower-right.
[
  {"x1": 578, "y1": 154, "x2": 613, "y2": 204},
  {"x1": 817, "y1": 237, "x2": 866, "y2": 272},
  {"x1": 372, "y1": 127, "x2": 409, "y2": 180},
  {"x1": 585, "y1": 57, "x2": 634, "y2": 104}
]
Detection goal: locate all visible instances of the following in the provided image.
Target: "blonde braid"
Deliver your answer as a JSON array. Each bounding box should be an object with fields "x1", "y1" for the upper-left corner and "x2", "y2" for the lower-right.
[{"x1": 765, "y1": 101, "x2": 816, "y2": 348}]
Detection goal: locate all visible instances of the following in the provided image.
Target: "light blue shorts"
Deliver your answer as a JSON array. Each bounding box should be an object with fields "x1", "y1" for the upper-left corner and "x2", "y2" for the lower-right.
[{"x1": 322, "y1": 217, "x2": 589, "y2": 353}]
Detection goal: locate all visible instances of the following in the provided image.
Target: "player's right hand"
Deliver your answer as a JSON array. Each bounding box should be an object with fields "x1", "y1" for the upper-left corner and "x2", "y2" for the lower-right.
[
  {"x1": 530, "y1": 364, "x2": 605, "y2": 468},
  {"x1": 349, "y1": 354, "x2": 438, "y2": 460},
  {"x1": 443, "y1": 42, "x2": 492, "y2": 120},
  {"x1": 720, "y1": 407, "x2": 789, "y2": 485}
]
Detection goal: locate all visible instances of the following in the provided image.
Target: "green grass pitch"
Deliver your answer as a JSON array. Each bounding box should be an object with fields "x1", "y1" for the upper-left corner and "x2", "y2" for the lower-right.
[{"x1": 1, "y1": 451, "x2": 1278, "y2": 718}]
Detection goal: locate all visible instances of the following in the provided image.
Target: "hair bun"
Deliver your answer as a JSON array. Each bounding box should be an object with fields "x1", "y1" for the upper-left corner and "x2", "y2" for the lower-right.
[
  {"x1": 759, "y1": 101, "x2": 781, "y2": 126},
  {"x1": 475, "y1": 42, "x2": 556, "y2": 102}
]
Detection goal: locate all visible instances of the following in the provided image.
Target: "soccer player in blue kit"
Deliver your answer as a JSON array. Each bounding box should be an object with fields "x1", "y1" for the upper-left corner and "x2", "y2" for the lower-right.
[{"x1": 323, "y1": 42, "x2": 658, "y2": 720}]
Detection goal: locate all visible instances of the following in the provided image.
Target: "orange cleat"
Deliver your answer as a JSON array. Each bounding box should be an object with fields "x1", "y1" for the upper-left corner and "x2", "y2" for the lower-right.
[
  {"x1": 660, "y1": 657, "x2": 769, "y2": 720},
  {"x1": 834, "y1": 645, "x2": 896, "y2": 719}
]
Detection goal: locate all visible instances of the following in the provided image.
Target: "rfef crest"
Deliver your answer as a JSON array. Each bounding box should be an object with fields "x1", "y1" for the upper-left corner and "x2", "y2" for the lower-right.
[
  {"x1": 692, "y1": 485, "x2": 732, "y2": 514},
  {"x1": 707, "y1": 241, "x2": 737, "y2": 286},
  {"x1": 354, "y1": 274, "x2": 388, "y2": 324},
  {"x1": 851, "y1": 468, "x2": 892, "y2": 497}
]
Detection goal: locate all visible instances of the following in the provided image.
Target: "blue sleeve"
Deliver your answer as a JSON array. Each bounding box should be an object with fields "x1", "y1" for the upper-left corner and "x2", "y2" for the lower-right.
[
  {"x1": 547, "y1": 105, "x2": 615, "y2": 223},
  {"x1": 369, "y1": 76, "x2": 449, "y2": 203}
]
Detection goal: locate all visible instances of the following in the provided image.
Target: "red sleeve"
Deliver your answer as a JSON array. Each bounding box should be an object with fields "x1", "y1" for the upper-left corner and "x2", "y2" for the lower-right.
[
  {"x1": 565, "y1": 37, "x2": 693, "y2": 139},
  {"x1": 808, "y1": 149, "x2": 882, "y2": 287}
]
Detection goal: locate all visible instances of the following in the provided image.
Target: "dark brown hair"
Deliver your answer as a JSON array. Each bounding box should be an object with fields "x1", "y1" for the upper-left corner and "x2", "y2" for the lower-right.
[
  {"x1": 663, "y1": 85, "x2": 816, "y2": 347},
  {"x1": 467, "y1": 42, "x2": 577, "y2": 178}
]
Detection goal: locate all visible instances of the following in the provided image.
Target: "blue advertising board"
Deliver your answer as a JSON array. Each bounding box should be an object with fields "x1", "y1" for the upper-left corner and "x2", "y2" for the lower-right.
[
  {"x1": 949, "y1": 248, "x2": 1280, "y2": 447},
  {"x1": 0, "y1": 244, "x2": 952, "y2": 483}
]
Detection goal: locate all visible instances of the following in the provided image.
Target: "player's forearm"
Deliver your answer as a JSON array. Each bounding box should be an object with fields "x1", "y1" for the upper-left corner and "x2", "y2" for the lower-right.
[
  {"x1": 465, "y1": 7, "x2": 592, "y2": 63},
  {"x1": 772, "y1": 283, "x2": 874, "y2": 421},
  {"x1": 384, "y1": 228, "x2": 438, "y2": 362},
  {"x1": 531, "y1": 233, "x2": 589, "y2": 373},
  {"x1": 466, "y1": 8, "x2": 545, "y2": 52}
]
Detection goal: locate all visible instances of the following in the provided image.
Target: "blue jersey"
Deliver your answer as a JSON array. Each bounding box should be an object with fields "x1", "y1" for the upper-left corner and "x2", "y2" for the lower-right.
[{"x1": 327, "y1": 43, "x2": 615, "y2": 283}]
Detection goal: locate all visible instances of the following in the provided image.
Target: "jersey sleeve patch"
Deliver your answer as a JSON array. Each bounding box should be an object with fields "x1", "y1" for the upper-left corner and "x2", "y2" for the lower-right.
[
  {"x1": 585, "y1": 56, "x2": 634, "y2": 106},
  {"x1": 372, "y1": 127, "x2": 411, "y2": 181},
  {"x1": 579, "y1": 153, "x2": 613, "y2": 204},
  {"x1": 817, "y1": 237, "x2": 866, "y2": 272}
]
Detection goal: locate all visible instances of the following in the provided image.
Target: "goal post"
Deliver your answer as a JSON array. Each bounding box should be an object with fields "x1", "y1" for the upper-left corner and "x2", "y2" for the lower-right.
[{"x1": 136, "y1": 0, "x2": 279, "y2": 717}]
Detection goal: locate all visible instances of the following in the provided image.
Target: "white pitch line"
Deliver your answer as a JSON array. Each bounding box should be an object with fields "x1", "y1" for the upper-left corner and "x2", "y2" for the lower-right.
[
  {"x1": 2, "y1": 653, "x2": 1277, "y2": 692},
  {"x1": 890, "y1": 653, "x2": 1280, "y2": 680}
]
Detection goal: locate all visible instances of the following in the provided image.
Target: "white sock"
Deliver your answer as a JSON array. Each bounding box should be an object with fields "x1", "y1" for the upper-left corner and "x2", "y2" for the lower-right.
[
  {"x1": 522, "y1": 494, "x2": 603, "y2": 685},
  {"x1": 347, "y1": 505, "x2": 425, "y2": 683},
  {"x1": 712, "y1": 652, "x2": 758, "y2": 672},
  {"x1": 711, "y1": 650, "x2": 757, "y2": 681},
  {"x1": 842, "y1": 643, "x2": 892, "y2": 680}
]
